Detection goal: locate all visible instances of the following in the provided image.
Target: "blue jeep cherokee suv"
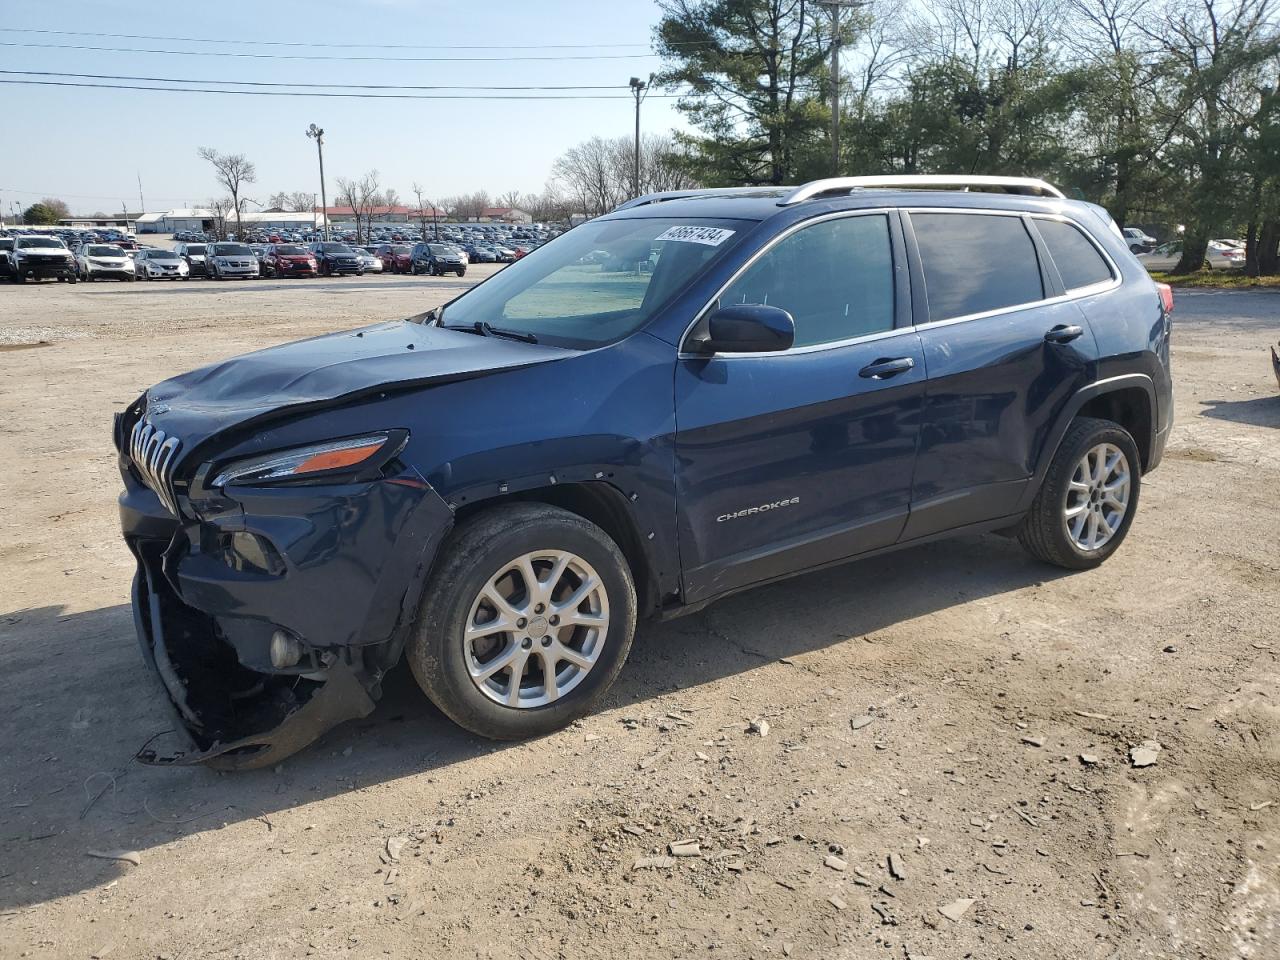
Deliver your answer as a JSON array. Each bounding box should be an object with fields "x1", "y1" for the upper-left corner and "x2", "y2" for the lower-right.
[{"x1": 116, "y1": 176, "x2": 1173, "y2": 767}]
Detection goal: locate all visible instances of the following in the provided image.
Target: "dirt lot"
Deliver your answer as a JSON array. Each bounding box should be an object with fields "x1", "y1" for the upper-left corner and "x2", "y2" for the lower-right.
[{"x1": 1, "y1": 275, "x2": 1277, "y2": 960}]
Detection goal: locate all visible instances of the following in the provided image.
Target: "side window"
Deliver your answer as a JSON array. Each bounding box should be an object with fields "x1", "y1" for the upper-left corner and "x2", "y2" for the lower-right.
[
  {"x1": 1036, "y1": 219, "x2": 1113, "y2": 291},
  {"x1": 714, "y1": 214, "x2": 894, "y2": 348},
  {"x1": 911, "y1": 213, "x2": 1044, "y2": 322}
]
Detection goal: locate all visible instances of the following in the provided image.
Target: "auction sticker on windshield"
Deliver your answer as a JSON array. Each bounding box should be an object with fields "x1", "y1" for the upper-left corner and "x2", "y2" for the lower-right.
[{"x1": 654, "y1": 225, "x2": 736, "y2": 246}]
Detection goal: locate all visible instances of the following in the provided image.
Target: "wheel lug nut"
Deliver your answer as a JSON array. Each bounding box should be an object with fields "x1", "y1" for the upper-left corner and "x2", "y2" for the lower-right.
[
  {"x1": 549, "y1": 615, "x2": 559, "y2": 625},
  {"x1": 534, "y1": 603, "x2": 545, "y2": 614},
  {"x1": 517, "y1": 618, "x2": 527, "y2": 628},
  {"x1": 521, "y1": 637, "x2": 532, "y2": 649},
  {"x1": 541, "y1": 636, "x2": 552, "y2": 647}
]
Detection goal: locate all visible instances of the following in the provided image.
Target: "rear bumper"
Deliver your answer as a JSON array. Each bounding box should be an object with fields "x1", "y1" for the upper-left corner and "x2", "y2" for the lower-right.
[{"x1": 119, "y1": 470, "x2": 453, "y2": 768}]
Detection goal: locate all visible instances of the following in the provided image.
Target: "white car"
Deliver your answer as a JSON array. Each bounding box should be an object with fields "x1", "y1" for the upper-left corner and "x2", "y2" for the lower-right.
[
  {"x1": 1137, "y1": 239, "x2": 1245, "y2": 272},
  {"x1": 1121, "y1": 227, "x2": 1156, "y2": 252},
  {"x1": 355, "y1": 247, "x2": 383, "y2": 273},
  {"x1": 76, "y1": 243, "x2": 136, "y2": 282},
  {"x1": 134, "y1": 248, "x2": 190, "y2": 280}
]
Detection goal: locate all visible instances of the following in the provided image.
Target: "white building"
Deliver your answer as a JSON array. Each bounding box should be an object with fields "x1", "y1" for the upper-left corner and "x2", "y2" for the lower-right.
[{"x1": 134, "y1": 209, "x2": 215, "y2": 234}]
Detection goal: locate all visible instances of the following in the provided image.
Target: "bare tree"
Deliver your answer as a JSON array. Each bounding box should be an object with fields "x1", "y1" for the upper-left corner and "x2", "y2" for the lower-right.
[
  {"x1": 494, "y1": 189, "x2": 524, "y2": 210},
  {"x1": 207, "y1": 197, "x2": 233, "y2": 240},
  {"x1": 552, "y1": 134, "x2": 699, "y2": 217},
  {"x1": 335, "y1": 171, "x2": 383, "y2": 244},
  {"x1": 197, "y1": 147, "x2": 257, "y2": 240},
  {"x1": 286, "y1": 191, "x2": 316, "y2": 213},
  {"x1": 452, "y1": 191, "x2": 492, "y2": 221}
]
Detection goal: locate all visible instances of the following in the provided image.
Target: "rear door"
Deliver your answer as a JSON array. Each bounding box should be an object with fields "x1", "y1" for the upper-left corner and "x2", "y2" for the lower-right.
[
  {"x1": 902, "y1": 210, "x2": 1102, "y2": 538},
  {"x1": 674, "y1": 211, "x2": 925, "y2": 603}
]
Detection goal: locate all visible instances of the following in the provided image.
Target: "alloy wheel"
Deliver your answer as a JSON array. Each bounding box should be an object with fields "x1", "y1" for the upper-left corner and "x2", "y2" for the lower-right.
[
  {"x1": 1064, "y1": 442, "x2": 1130, "y2": 551},
  {"x1": 463, "y1": 550, "x2": 609, "y2": 709}
]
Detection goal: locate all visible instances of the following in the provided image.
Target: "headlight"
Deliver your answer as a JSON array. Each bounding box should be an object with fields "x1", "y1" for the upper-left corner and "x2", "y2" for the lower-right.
[{"x1": 211, "y1": 432, "x2": 402, "y2": 487}]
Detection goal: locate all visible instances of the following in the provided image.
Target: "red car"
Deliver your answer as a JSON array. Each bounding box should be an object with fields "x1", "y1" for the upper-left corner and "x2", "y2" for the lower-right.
[
  {"x1": 263, "y1": 243, "x2": 318, "y2": 278},
  {"x1": 375, "y1": 243, "x2": 414, "y2": 273}
]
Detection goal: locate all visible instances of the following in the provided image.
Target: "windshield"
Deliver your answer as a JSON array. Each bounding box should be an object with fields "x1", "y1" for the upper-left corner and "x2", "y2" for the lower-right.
[
  {"x1": 186, "y1": 244, "x2": 207, "y2": 255},
  {"x1": 318, "y1": 243, "x2": 350, "y2": 253},
  {"x1": 149, "y1": 251, "x2": 180, "y2": 261},
  {"x1": 18, "y1": 237, "x2": 66, "y2": 249},
  {"x1": 428, "y1": 244, "x2": 455, "y2": 255},
  {"x1": 87, "y1": 245, "x2": 123, "y2": 257},
  {"x1": 213, "y1": 243, "x2": 252, "y2": 256},
  {"x1": 274, "y1": 245, "x2": 307, "y2": 255},
  {"x1": 391, "y1": 245, "x2": 411, "y2": 254},
  {"x1": 440, "y1": 217, "x2": 745, "y2": 349}
]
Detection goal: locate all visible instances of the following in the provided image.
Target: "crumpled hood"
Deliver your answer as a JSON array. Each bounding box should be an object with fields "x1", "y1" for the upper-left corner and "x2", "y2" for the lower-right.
[{"x1": 136, "y1": 319, "x2": 574, "y2": 452}]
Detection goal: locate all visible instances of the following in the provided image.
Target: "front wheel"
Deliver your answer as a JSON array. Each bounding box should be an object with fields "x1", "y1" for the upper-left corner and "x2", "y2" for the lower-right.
[
  {"x1": 407, "y1": 503, "x2": 637, "y2": 740},
  {"x1": 1018, "y1": 417, "x2": 1141, "y2": 570}
]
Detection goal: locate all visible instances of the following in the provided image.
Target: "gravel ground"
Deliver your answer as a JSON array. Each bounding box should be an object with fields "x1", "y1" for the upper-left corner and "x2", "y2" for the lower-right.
[{"x1": 0, "y1": 277, "x2": 1277, "y2": 960}]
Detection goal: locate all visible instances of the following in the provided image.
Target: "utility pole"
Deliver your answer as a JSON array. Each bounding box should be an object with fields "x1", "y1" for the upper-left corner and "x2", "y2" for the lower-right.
[
  {"x1": 628, "y1": 75, "x2": 652, "y2": 199},
  {"x1": 821, "y1": 1, "x2": 864, "y2": 176},
  {"x1": 306, "y1": 124, "x2": 329, "y2": 241},
  {"x1": 137, "y1": 172, "x2": 146, "y2": 217}
]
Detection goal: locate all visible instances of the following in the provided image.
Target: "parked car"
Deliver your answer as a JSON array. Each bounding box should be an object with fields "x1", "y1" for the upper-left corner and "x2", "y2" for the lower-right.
[
  {"x1": 375, "y1": 243, "x2": 414, "y2": 273},
  {"x1": 1137, "y1": 239, "x2": 1245, "y2": 271},
  {"x1": 175, "y1": 242, "x2": 211, "y2": 278},
  {"x1": 354, "y1": 247, "x2": 383, "y2": 273},
  {"x1": 308, "y1": 241, "x2": 363, "y2": 276},
  {"x1": 462, "y1": 243, "x2": 497, "y2": 264},
  {"x1": 1120, "y1": 227, "x2": 1156, "y2": 253},
  {"x1": 411, "y1": 242, "x2": 467, "y2": 276},
  {"x1": 114, "y1": 174, "x2": 1173, "y2": 768},
  {"x1": 134, "y1": 248, "x2": 190, "y2": 280},
  {"x1": 0, "y1": 237, "x2": 13, "y2": 276},
  {"x1": 76, "y1": 243, "x2": 137, "y2": 281},
  {"x1": 207, "y1": 242, "x2": 260, "y2": 280},
  {"x1": 8, "y1": 235, "x2": 76, "y2": 283},
  {"x1": 263, "y1": 244, "x2": 318, "y2": 278}
]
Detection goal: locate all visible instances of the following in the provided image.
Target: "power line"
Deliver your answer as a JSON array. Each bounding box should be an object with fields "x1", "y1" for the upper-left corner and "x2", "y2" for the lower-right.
[
  {"x1": 0, "y1": 78, "x2": 683, "y2": 100},
  {"x1": 0, "y1": 69, "x2": 640, "y2": 92},
  {"x1": 0, "y1": 40, "x2": 663, "y2": 62},
  {"x1": 0, "y1": 27, "x2": 710, "y2": 51}
]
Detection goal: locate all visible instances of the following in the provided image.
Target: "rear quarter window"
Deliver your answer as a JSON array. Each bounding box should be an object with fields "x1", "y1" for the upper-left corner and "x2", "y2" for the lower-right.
[
  {"x1": 911, "y1": 213, "x2": 1044, "y2": 322},
  {"x1": 1035, "y1": 219, "x2": 1114, "y2": 291}
]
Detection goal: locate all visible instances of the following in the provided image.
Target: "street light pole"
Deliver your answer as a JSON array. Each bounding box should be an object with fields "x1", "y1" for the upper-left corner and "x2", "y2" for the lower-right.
[
  {"x1": 821, "y1": 1, "x2": 864, "y2": 176},
  {"x1": 306, "y1": 124, "x2": 329, "y2": 241},
  {"x1": 629, "y1": 75, "x2": 652, "y2": 199}
]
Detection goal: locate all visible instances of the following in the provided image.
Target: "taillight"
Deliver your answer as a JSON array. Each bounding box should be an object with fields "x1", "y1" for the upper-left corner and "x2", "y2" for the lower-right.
[{"x1": 1156, "y1": 282, "x2": 1173, "y2": 315}]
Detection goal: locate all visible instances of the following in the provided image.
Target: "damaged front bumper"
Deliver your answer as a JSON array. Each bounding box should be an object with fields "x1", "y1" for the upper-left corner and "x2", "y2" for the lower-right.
[{"x1": 120, "y1": 470, "x2": 452, "y2": 770}]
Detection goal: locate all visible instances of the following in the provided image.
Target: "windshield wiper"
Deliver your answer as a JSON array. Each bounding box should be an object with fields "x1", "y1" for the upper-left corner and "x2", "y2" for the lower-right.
[{"x1": 474, "y1": 321, "x2": 538, "y2": 344}]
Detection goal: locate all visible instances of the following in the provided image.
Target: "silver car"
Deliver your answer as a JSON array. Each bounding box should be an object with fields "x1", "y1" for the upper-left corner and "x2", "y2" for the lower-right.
[{"x1": 207, "y1": 242, "x2": 260, "y2": 280}]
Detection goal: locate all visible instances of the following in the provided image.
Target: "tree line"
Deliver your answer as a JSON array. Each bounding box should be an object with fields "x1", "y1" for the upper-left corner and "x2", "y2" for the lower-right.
[{"x1": 655, "y1": 0, "x2": 1280, "y2": 274}]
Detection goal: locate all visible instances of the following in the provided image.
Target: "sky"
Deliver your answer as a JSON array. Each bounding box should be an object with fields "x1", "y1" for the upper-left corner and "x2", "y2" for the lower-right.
[{"x1": 1, "y1": 0, "x2": 687, "y2": 217}]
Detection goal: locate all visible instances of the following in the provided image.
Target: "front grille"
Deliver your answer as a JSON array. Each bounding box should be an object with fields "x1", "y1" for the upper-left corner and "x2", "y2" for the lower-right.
[{"x1": 129, "y1": 418, "x2": 182, "y2": 516}]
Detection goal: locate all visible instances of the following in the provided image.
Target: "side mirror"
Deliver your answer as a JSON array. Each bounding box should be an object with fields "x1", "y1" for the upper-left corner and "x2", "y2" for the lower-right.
[{"x1": 703, "y1": 304, "x2": 795, "y2": 354}]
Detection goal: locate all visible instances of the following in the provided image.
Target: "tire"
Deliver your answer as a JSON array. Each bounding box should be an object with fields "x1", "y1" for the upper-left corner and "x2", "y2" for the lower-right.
[
  {"x1": 66, "y1": 275, "x2": 77, "y2": 284},
  {"x1": 457, "y1": 268, "x2": 466, "y2": 277},
  {"x1": 407, "y1": 503, "x2": 637, "y2": 740},
  {"x1": 11, "y1": 272, "x2": 24, "y2": 283},
  {"x1": 126, "y1": 274, "x2": 136, "y2": 282},
  {"x1": 1018, "y1": 416, "x2": 1141, "y2": 570}
]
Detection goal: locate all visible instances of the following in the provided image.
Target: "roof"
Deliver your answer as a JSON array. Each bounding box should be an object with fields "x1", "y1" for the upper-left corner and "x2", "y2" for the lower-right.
[
  {"x1": 321, "y1": 205, "x2": 446, "y2": 217},
  {"x1": 481, "y1": 207, "x2": 528, "y2": 217}
]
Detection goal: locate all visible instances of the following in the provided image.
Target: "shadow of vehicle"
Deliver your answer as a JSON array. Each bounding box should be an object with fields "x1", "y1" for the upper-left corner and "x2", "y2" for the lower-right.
[
  {"x1": 0, "y1": 532, "x2": 1062, "y2": 911},
  {"x1": 1199, "y1": 395, "x2": 1280, "y2": 428}
]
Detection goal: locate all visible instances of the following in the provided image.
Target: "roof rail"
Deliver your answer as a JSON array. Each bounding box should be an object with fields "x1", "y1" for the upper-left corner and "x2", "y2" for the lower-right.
[
  {"x1": 615, "y1": 186, "x2": 782, "y2": 211},
  {"x1": 778, "y1": 175, "x2": 1065, "y2": 206}
]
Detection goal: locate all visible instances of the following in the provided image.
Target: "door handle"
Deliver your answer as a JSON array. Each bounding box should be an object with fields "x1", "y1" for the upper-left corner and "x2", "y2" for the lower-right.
[
  {"x1": 858, "y1": 356, "x2": 915, "y2": 379},
  {"x1": 1044, "y1": 324, "x2": 1084, "y2": 344}
]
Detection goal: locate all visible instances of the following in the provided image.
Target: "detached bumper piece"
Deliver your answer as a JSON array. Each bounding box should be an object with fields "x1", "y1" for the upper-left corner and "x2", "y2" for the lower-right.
[{"x1": 131, "y1": 549, "x2": 377, "y2": 770}]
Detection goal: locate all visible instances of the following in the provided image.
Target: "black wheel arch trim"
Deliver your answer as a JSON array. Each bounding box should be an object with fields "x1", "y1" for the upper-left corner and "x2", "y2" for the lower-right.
[{"x1": 1017, "y1": 372, "x2": 1157, "y2": 513}]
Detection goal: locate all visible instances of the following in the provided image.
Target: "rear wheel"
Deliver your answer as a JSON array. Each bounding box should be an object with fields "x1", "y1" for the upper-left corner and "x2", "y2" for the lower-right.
[
  {"x1": 1018, "y1": 417, "x2": 1141, "y2": 570},
  {"x1": 407, "y1": 503, "x2": 637, "y2": 740}
]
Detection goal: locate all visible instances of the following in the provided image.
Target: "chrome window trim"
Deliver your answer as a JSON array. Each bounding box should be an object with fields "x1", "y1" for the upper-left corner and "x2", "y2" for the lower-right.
[{"x1": 677, "y1": 205, "x2": 1123, "y2": 361}]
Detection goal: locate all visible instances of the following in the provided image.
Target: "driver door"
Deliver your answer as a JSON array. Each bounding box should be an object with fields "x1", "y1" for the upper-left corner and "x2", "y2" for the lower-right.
[{"x1": 673, "y1": 212, "x2": 925, "y2": 603}]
